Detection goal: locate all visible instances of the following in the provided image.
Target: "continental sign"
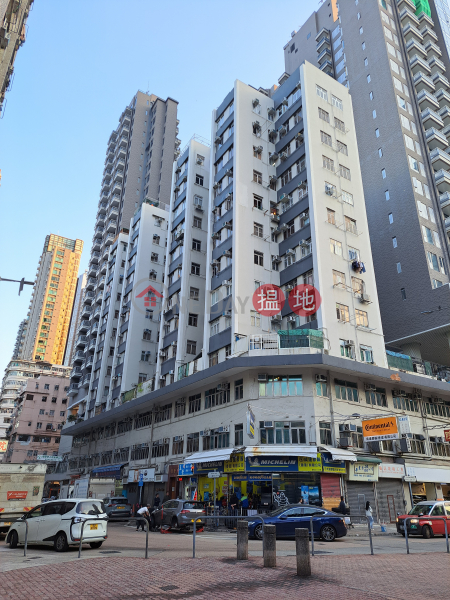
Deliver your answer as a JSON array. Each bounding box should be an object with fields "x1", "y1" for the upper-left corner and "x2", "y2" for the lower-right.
[{"x1": 362, "y1": 417, "x2": 399, "y2": 442}]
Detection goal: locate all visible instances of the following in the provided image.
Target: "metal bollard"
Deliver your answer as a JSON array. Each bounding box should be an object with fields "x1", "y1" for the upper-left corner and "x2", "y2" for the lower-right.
[
  {"x1": 295, "y1": 528, "x2": 311, "y2": 577},
  {"x1": 237, "y1": 520, "x2": 248, "y2": 560},
  {"x1": 263, "y1": 524, "x2": 276, "y2": 568}
]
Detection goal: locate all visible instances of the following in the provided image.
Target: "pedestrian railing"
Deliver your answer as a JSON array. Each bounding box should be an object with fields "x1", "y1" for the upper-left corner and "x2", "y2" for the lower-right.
[
  {"x1": 77, "y1": 517, "x2": 109, "y2": 559},
  {"x1": 403, "y1": 516, "x2": 449, "y2": 555},
  {"x1": 191, "y1": 514, "x2": 266, "y2": 558},
  {"x1": 1, "y1": 511, "x2": 29, "y2": 557}
]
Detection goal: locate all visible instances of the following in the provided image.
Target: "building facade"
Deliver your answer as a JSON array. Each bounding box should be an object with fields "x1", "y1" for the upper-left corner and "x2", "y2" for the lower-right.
[
  {"x1": 3, "y1": 373, "x2": 70, "y2": 464},
  {"x1": 21, "y1": 234, "x2": 84, "y2": 364},
  {"x1": 63, "y1": 271, "x2": 87, "y2": 366},
  {"x1": 0, "y1": 0, "x2": 33, "y2": 117},
  {"x1": 66, "y1": 91, "x2": 179, "y2": 422},
  {"x1": 284, "y1": 0, "x2": 450, "y2": 367},
  {"x1": 12, "y1": 318, "x2": 27, "y2": 359}
]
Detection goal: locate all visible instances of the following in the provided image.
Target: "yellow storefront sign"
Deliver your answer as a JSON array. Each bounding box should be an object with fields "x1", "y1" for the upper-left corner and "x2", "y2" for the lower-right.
[
  {"x1": 224, "y1": 453, "x2": 245, "y2": 473},
  {"x1": 298, "y1": 454, "x2": 322, "y2": 472}
]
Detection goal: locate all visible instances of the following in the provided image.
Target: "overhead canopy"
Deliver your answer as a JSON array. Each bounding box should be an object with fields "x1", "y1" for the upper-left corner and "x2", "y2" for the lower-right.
[
  {"x1": 320, "y1": 446, "x2": 357, "y2": 462},
  {"x1": 183, "y1": 449, "x2": 234, "y2": 464},
  {"x1": 357, "y1": 456, "x2": 382, "y2": 464},
  {"x1": 244, "y1": 445, "x2": 318, "y2": 459},
  {"x1": 91, "y1": 463, "x2": 126, "y2": 479}
]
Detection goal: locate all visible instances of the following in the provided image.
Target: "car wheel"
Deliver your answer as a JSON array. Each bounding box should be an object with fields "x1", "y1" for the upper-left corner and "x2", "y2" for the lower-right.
[
  {"x1": 422, "y1": 525, "x2": 433, "y2": 539},
  {"x1": 89, "y1": 541, "x2": 103, "y2": 549},
  {"x1": 171, "y1": 517, "x2": 179, "y2": 529},
  {"x1": 320, "y1": 525, "x2": 337, "y2": 542},
  {"x1": 150, "y1": 516, "x2": 156, "y2": 529},
  {"x1": 8, "y1": 530, "x2": 18, "y2": 549},
  {"x1": 254, "y1": 524, "x2": 263, "y2": 540},
  {"x1": 54, "y1": 532, "x2": 69, "y2": 552},
  {"x1": 400, "y1": 532, "x2": 405, "y2": 537}
]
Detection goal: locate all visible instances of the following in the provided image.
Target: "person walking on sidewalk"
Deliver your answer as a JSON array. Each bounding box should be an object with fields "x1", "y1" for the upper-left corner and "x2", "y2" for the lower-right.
[
  {"x1": 153, "y1": 493, "x2": 161, "y2": 512},
  {"x1": 365, "y1": 501, "x2": 374, "y2": 530},
  {"x1": 136, "y1": 505, "x2": 149, "y2": 531},
  {"x1": 339, "y1": 496, "x2": 347, "y2": 515}
]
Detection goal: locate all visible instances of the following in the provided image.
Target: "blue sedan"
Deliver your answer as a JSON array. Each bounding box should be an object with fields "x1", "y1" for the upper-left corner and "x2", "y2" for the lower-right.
[{"x1": 247, "y1": 504, "x2": 347, "y2": 542}]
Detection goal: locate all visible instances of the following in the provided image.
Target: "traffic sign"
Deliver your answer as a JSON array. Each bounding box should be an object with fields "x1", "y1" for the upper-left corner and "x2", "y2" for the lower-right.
[
  {"x1": 403, "y1": 475, "x2": 417, "y2": 482},
  {"x1": 207, "y1": 471, "x2": 221, "y2": 479},
  {"x1": 138, "y1": 472, "x2": 144, "y2": 487}
]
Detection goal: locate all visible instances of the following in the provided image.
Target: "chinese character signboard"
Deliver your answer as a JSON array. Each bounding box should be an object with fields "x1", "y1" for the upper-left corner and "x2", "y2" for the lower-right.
[
  {"x1": 378, "y1": 463, "x2": 405, "y2": 478},
  {"x1": 252, "y1": 284, "x2": 285, "y2": 316},
  {"x1": 348, "y1": 462, "x2": 379, "y2": 482},
  {"x1": 445, "y1": 430, "x2": 450, "y2": 443},
  {"x1": 288, "y1": 284, "x2": 321, "y2": 317},
  {"x1": 224, "y1": 454, "x2": 245, "y2": 473},
  {"x1": 397, "y1": 415, "x2": 411, "y2": 436},
  {"x1": 0, "y1": 440, "x2": 8, "y2": 453},
  {"x1": 362, "y1": 416, "x2": 399, "y2": 442},
  {"x1": 322, "y1": 455, "x2": 346, "y2": 474},
  {"x1": 195, "y1": 461, "x2": 224, "y2": 473},
  {"x1": 178, "y1": 464, "x2": 195, "y2": 476},
  {"x1": 7, "y1": 491, "x2": 28, "y2": 500},
  {"x1": 298, "y1": 454, "x2": 322, "y2": 472}
]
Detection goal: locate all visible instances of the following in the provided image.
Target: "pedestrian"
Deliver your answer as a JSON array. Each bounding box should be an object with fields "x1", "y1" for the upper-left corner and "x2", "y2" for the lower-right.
[
  {"x1": 230, "y1": 492, "x2": 239, "y2": 513},
  {"x1": 136, "y1": 505, "x2": 149, "y2": 531},
  {"x1": 153, "y1": 493, "x2": 161, "y2": 511},
  {"x1": 299, "y1": 496, "x2": 304, "y2": 504},
  {"x1": 339, "y1": 495, "x2": 347, "y2": 515},
  {"x1": 365, "y1": 501, "x2": 374, "y2": 530}
]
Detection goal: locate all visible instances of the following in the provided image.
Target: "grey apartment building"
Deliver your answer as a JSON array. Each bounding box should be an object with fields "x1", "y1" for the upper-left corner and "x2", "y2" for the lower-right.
[
  {"x1": 285, "y1": 0, "x2": 450, "y2": 367},
  {"x1": 67, "y1": 91, "x2": 179, "y2": 419}
]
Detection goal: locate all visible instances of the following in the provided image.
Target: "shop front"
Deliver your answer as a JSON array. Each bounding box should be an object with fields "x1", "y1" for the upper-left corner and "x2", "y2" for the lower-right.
[
  {"x1": 345, "y1": 458, "x2": 380, "y2": 522},
  {"x1": 405, "y1": 464, "x2": 450, "y2": 503},
  {"x1": 377, "y1": 462, "x2": 406, "y2": 523}
]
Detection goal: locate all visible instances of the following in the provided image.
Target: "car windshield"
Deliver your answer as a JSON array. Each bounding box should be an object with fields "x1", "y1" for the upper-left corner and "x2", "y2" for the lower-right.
[
  {"x1": 76, "y1": 501, "x2": 105, "y2": 515},
  {"x1": 110, "y1": 499, "x2": 128, "y2": 504},
  {"x1": 268, "y1": 505, "x2": 293, "y2": 517},
  {"x1": 409, "y1": 504, "x2": 434, "y2": 516},
  {"x1": 183, "y1": 502, "x2": 205, "y2": 509}
]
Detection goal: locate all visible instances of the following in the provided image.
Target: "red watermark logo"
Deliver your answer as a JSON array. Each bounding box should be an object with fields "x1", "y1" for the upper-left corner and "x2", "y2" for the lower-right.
[
  {"x1": 288, "y1": 284, "x2": 321, "y2": 316},
  {"x1": 252, "y1": 283, "x2": 321, "y2": 318},
  {"x1": 136, "y1": 285, "x2": 163, "y2": 308},
  {"x1": 252, "y1": 284, "x2": 285, "y2": 316}
]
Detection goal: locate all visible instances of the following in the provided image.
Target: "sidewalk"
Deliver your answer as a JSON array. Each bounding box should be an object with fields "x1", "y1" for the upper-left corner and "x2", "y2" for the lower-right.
[
  {"x1": 346, "y1": 522, "x2": 399, "y2": 537},
  {"x1": 0, "y1": 553, "x2": 447, "y2": 600}
]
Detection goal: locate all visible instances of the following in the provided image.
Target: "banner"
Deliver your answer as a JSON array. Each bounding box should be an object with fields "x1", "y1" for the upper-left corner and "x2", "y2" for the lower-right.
[
  {"x1": 362, "y1": 416, "x2": 399, "y2": 442},
  {"x1": 348, "y1": 462, "x2": 379, "y2": 482},
  {"x1": 322, "y1": 455, "x2": 346, "y2": 474},
  {"x1": 224, "y1": 454, "x2": 245, "y2": 473},
  {"x1": 298, "y1": 454, "x2": 322, "y2": 472},
  {"x1": 247, "y1": 409, "x2": 255, "y2": 439},
  {"x1": 246, "y1": 456, "x2": 298, "y2": 472}
]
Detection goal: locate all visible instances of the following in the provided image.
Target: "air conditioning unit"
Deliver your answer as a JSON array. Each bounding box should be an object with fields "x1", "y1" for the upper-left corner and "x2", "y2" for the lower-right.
[
  {"x1": 412, "y1": 393, "x2": 422, "y2": 400},
  {"x1": 285, "y1": 284, "x2": 294, "y2": 291},
  {"x1": 366, "y1": 441, "x2": 381, "y2": 453},
  {"x1": 223, "y1": 280, "x2": 232, "y2": 286},
  {"x1": 163, "y1": 438, "x2": 170, "y2": 444},
  {"x1": 282, "y1": 97, "x2": 288, "y2": 106},
  {"x1": 339, "y1": 437, "x2": 352, "y2": 448},
  {"x1": 174, "y1": 435, "x2": 183, "y2": 442},
  {"x1": 252, "y1": 120, "x2": 261, "y2": 129},
  {"x1": 286, "y1": 248, "x2": 295, "y2": 256},
  {"x1": 316, "y1": 374, "x2": 327, "y2": 383},
  {"x1": 396, "y1": 437, "x2": 411, "y2": 453},
  {"x1": 279, "y1": 193, "x2": 289, "y2": 203},
  {"x1": 258, "y1": 373, "x2": 268, "y2": 382},
  {"x1": 168, "y1": 370, "x2": 174, "y2": 375},
  {"x1": 325, "y1": 184, "x2": 335, "y2": 196},
  {"x1": 431, "y1": 397, "x2": 444, "y2": 404},
  {"x1": 288, "y1": 316, "x2": 296, "y2": 322},
  {"x1": 223, "y1": 250, "x2": 232, "y2": 257},
  {"x1": 196, "y1": 158, "x2": 203, "y2": 165},
  {"x1": 222, "y1": 425, "x2": 230, "y2": 433},
  {"x1": 200, "y1": 429, "x2": 210, "y2": 437},
  {"x1": 272, "y1": 255, "x2": 281, "y2": 262},
  {"x1": 344, "y1": 340, "x2": 355, "y2": 347},
  {"x1": 271, "y1": 314, "x2": 282, "y2": 321},
  {"x1": 364, "y1": 383, "x2": 376, "y2": 392},
  {"x1": 170, "y1": 341, "x2": 176, "y2": 347},
  {"x1": 280, "y1": 152, "x2": 288, "y2": 161},
  {"x1": 252, "y1": 98, "x2": 260, "y2": 107},
  {"x1": 263, "y1": 421, "x2": 274, "y2": 428},
  {"x1": 359, "y1": 294, "x2": 371, "y2": 303},
  {"x1": 435, "y1": 436, "x2": 444, "y2": 444}
]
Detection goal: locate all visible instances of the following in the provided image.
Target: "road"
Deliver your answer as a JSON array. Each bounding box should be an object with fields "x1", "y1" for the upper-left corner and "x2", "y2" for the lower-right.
[{"x1": 1, "y1": 521, "x2": 448, "y2": 572}]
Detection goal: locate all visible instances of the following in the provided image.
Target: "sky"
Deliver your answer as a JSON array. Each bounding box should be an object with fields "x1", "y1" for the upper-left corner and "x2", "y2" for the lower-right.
[{"x1": 0, "y1": 0, "x2": 314, "y2": 376}]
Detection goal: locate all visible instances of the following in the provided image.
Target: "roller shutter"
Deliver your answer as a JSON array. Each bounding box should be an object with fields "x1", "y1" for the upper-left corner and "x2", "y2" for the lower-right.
[
  {"x1": 376, "y1": 479, "x2": 405, "y2": 523},
  {"x1": 345, "y1": 481, "x2": 377, "y2": 522}
]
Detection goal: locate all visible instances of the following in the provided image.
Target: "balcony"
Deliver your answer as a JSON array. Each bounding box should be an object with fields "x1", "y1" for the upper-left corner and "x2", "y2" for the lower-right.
[
  {"x1": 319, "y1": 59, "x2": 334, "y2": 75},
  {"x1": 440, "y1": 191, "x2": 450, "y2": 216},
  {"x1": 93, "y1": 306, "x2": 101, "y2": 320},
  {"x1": 400, "y1": 7, "x2": 420, "y2": 29},
  {"x1": 420, "y1": 24, "x2": 438, "y2": 45},
  {"x1": 424, "y1": 40, "x2": 442, "y2": 60},
  {"x1": 418, "y1": 10, "x2": 434, "y2": 28},
  {"x1": 108, "y1": 207, "x2": 118, "y2": 220},
  {"x1": 413, "y1": 71, "x2": 435, "y2": 93},
  {"x1": 410, "y1": 54, "x2": 431, "y2": 76},
  {"x1": 84, "y1": 290, "x2": 95, "y2": 304},
  {"x1": 78, "y1": 320, "x2": 90, "y2": 333},
  {"x1": 88, "y1": 264, "x2": 99, "y2": 278},
  {"x1": 70, "y1": 366, "x2": 82, "y2": 379},
  {"x1": 110, "y1": 194, "x2": 120, "y2": 208},
  {"x1": 429, "y1": 56, "x2": 446, "y2": 75},
  {"x1": 81, "y1": 305, "x2": 92, "y2": 319},
  {"x1": 316, "y1": 35, "x2": 331, "y2": 53},
  {"x1": 106, "y1": 219, "x2": 116, "y2": 233},
  {"x1": 446, "y1": 216, "x2": 450, "y2": 233},
  {"x1": 90, "y1": 251, "x2": 101, "y2": 264},
  {"x1": 406, "y1": 37, "x2": 427, "y2": 59},
  {"x1": 421, "y1": 107, "x2": 444, "y2": 129},
  {"x1": 92, "y1": 237, "x2": 101, "y2": 252},
  {"x1": 430, "y1": 148, "x2": 450, "y2": 172},
  {"x1": 102, "y1": 245, "x2": 109, "y2": 261},
  {"x1": 104, "y1": 158, "x2": 113, "y2": 171},
  {"x1": 115, "y1": 158, "x2": 125, "y2": 170},
  {"x1": 86, "y1": 277, "x2": 97, "y2": 291},
  {"x1": 95, "y1": 292, "x2": 103, "y2": 304},
  {"x1": 86, "y1": 355, "x2": 94, "y2": 367},
  {"x1": 403, "y1": 22, "x2": 423, "y2": 43},
  {"x1": 104, "y1": 233, "x2": 115, "y2": 246},
  {"x1": 117, "y1": 145, "x2": 126, "y2": 160},
  {"x1": 67, "y1": 383, "x2": 79, "y2": 396},
  {"x1": 425, "y1": 127, "x2": 448, "y2": 150},
  {"x1": 432, "y1": 71, "x2": 449, "y2": 91},
  {"x1": 97, "y1": 202, "x2": 108, "y2": 216},
  {"x1": 76, "y1": 335, "x2": 88, "y2": 349},
  {"x1": 99, "y1": 261, "x2": 107, "y2": 275},
  {"x1": 435, "y1": 88, "x2": 450, "y2": 109},
  {"x1": 439, "y1": 105, "x2": 450, "y2": 126},
  {"x1": 97, "y1": 276, "x2": 106, "y2": 289},
  {"x1": 417, "y1": 89, "x2": 439, "y2": 112},
  {"x1": 97, "y1": 214, "x2": 106, "y2": 227},
  {"x1": 435, "y1": 168, "x2": 450, "y2": 193},
  {"x1": 111, "y1": 181, "x2": 122, "y2": 195},
  {"x1": 118, "y1": 135, "x2": 128, "y2": 147},
  {"x1": 113, "y1": 169, "x2": 124, "y2": 183},
  {"x1": 73, "y1": 351, "x2": 85, "y2": 364}
]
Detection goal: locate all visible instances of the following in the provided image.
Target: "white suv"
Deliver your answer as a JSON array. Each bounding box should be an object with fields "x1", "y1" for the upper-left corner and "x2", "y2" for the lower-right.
[{"x1": 6, "y1": 499, "x2": 108, "y2": 552}]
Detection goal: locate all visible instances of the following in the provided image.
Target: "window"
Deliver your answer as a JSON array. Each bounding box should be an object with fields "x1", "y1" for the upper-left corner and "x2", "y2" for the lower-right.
[
  {"x1": 205, "y1": 387, "x2": 231, "y2": 408},
  {"x1": 342, "y1": 190, "x2": 353, "y2": 205},
  {"x1": 210, "y1": 319, "x2": 220, "y2": 336},
  {"x1": 401, "y1": 287, "x2": 407, "y2": 299},
  {"x1": 367, "y1": 74, "x2": 371, "y2": 83},
  {"x1": 330, "y1": 239, "x2": 342, "y2": 256},
  {"x1": 190, "y1": 287, "x2": 199, "y2": 300},
  {"x1": 408, "y1": 155, "x2": 419, "y2": 173},
  {"x1": 375, "y1": 128, "x2": 380, "y2": 138},
  {"x1": 318, "y1": 107, "x2": 330, "y2": 123},
  {"x1": 316, "y1": 85, "x2": 328, "y2": 101},
  {"x1": 335, "y1": 379, "x2": 358, "y2": 402},
  {"x1": 191, "y1": 262, "x2": 200, "y2": 276},
  {"x1": 336, "y1": 302, "x2": 350, "y2": 322},
  {"x1": 44, "y1": 384, "x2": 50, "y2": 390},
  {"x1": 355, "y1": 309, "x2": 369, "y2": 328},
  {"x1": 427, "y1": 251, "x2": 440, "y2": 272},
  {"x1": 140, "y1": 350, "x2": 150, "y2": 362},
  {"x1": 422, "y1": 226, "x2": 433, "y2": 244},
  {"x1": 254, "y1": 222, "x2": 263, "y2": 238},
  {"x1": 188, "y1": 394, "x2": 201, "y2": 413},
  {"x1": 195, "y1": 174, "x2": 204, "y2": 186},
  {"x1": 39, "y1": 409, "x2": 44, "y2": 415},
  {"x1": 193, "y1": 216, "x2": 202, "y2": 228},
  {"x1": 327, "y1": 208, "x2": 336, "y2": 225},
  {"x1": 320, "y1": 422, "x2": 332, "y2": 445},
  {"x1": 396, "y1": 262, "x2": 402, "y2": 273},
  {"x1": 404, "y1": 134, "x2": 414, "y2": 151},
  {"x1": 235, "y1": 379, "x2": 243, "y2": 400},
  {"x1": 345, "y1": 216, "x2": 357, "y2": 234},
  {"x1": 41, "y1": 396, "x2": 47, "y2": 402},
  {"x1": 254, "y1": 251, "x2": 263, "y2": 266},
  {"x1": 337, "y1": 140, "x2": 348, "y2": 155},
  {"x1": 378, "y1": 148, "x2": 383, "y2": 158},
  {"x1": 36, "y1": 422, "x2": 42, "y2": 429},
  {"x1": 321, "y1": 130, "x2": 332, "y2": 146},
  {"x1": 253, "y1": 146, "x2": 262, "y2": 159},
  {"x1": 323, "y1": 155, "x2": 334, "y2": 172},
  {"x1": 187, "y1": 432, "x2": 199, "y2": 452},
  {"x1": 186, "y1": 340, "x2": 196, "y2": 355},
  {"x1": 333, "y1": 270, "x2": 346, "y2": 286},
  {"x1": 192, "y1": 239, "x2": 201, "y2": 251},
  {"x1": 253, "y1": 194, "x2": 263, "y2": 210},
  {"x1": 250, "y1": 311, "x2": 261, "y2": 327},
  {"x1": 188, "y1": 313, "x2": 198, "y2": 327},
  {"x1": 360, "y1": 345, "x2": 373, "y2": 363},
  {"x1": 381, "y1": 168, "x2": 386, "y2": 179},
  {"x1": 253, "y1": 170, "x2": 262, "y2": 184},
  {"x1": 235, "y1": 423, "x2": 243, "y2": 446},
  {"x1": 392, "y1": 237, "x2": 397, "y2": 248}
]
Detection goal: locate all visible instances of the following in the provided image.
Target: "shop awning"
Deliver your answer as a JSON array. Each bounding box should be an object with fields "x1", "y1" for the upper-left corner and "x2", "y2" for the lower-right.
[
  {"x1": 320, "y1": 446, "x2": 357, "y2": 462},
  {"x1": 91, "y1": 463, "x2": 126, "y2": 478},
  {"x1": 244, "y1": 445, "x2": 318, "y2": 459},
  {"x1": 356, "y1": 456, "x2": 382, "y2": 464},
  {"x1": 183, "y1": 449, "x2": 234, "y2": 464}
]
